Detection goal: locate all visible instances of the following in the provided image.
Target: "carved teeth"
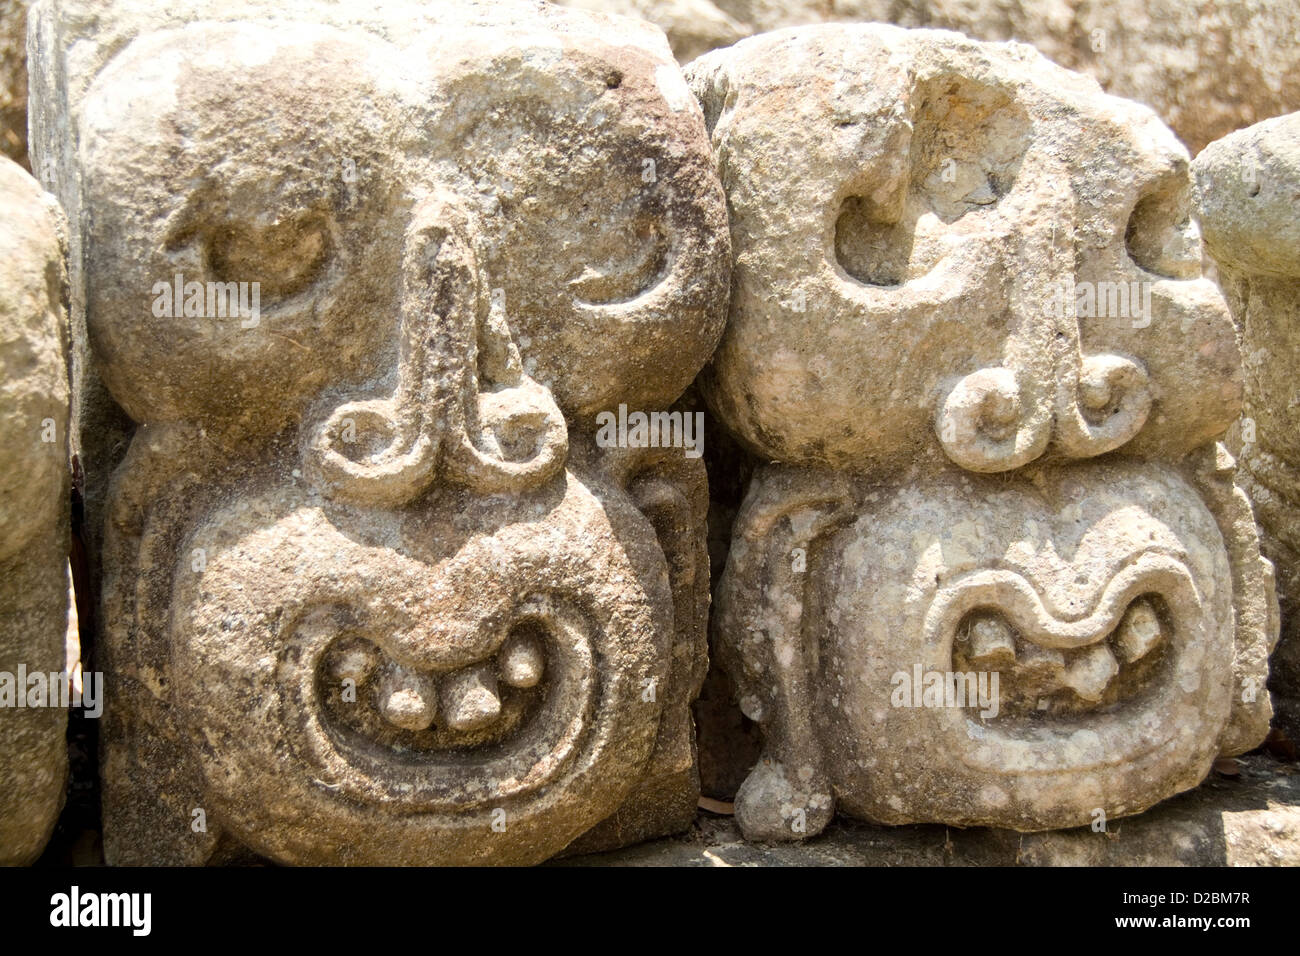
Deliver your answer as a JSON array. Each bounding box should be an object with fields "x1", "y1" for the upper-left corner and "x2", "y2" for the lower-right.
[
  {"x1": 1016, "y1": 641, "x2": 1065, "y2": 685},
  {"x1": 1061, "y1": 644, "x2": 1119, "y2": 702},
  {"x1": 966, "y1": 616, "x2": 1016, "y2": 669},
  {"x1": 330, "y1": 642, "x2": 378, "y2": 684},
  {"x1": 1113, "y1": 599, "x2": 1162, "y2": 663},
  {"x1": 439, "y1": 664, "x2": 503, "y2": 732},
  {"x1": 377, "y1": 665, "x2": 437, "y2": 732},
  {"x1": 499, "y1": 633, "x2": 544, "y2": 688}
]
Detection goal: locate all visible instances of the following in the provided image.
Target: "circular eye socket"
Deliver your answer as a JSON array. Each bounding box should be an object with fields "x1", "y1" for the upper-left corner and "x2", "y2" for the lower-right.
[{"x1": 206, "y1": 210, "x2": 331, "y2": 300}]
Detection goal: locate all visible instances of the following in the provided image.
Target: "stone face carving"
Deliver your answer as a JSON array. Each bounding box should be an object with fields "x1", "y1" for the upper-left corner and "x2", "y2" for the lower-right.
[
  {"x1": 30, "y1": 0, "x2": 728, "y2": 864},
  {"x1": 555, "y1": 0, "x2": 1300, "y2": 154},
  {"x1": 1194, "y1": 112, "x2": 1300, "y2": 744},
  {"x1": 0, "y1": 155, "x2": 69, "y2": 864},
  {"x1": 690, "y1": 25, "x2": 1276, "y2": 838}
]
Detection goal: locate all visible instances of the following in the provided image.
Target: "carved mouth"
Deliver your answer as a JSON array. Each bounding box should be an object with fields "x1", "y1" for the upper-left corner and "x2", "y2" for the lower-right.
[
  {"x1": 952, "y1": 593, "x2": 1172, "y2": 719},
  {"x1": 317, "y1": 616, "x2": 549, "y2": 753},
  {"x1": 922, "y1": 550, "x2": 1214, "y2": 774},
  {"x1": 280, "y1": 592, "x2": 601, "y2": 809}
]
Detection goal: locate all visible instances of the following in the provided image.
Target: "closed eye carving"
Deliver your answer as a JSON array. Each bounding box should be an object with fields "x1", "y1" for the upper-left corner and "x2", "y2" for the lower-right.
[
  {"x1": 568, "y1": 221, "x2": 670, "y2": 305},
  {"x1": 205, "y1": 210, "x2": 333, "y2": 301}
]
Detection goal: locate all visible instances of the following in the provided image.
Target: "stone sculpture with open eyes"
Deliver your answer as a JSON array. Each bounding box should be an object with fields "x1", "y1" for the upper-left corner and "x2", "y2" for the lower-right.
[{"x1": 30, "y1": 0, "x2": 729, "y2": 865}]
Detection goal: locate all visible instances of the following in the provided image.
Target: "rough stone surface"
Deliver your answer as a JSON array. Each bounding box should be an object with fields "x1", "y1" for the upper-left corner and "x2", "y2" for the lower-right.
[
  {"x1": 1194, "y1": 112, "x2": 1300, "y2": 746},
  {"x1": 555, "y1": 0, "x2": 1300, "y2": 154},
  {"x1": 562, "y1": 754, "x2": 1300, "y2": 866},
  {"x1": 692, "y1": 25, "x2": 1276, "y2": 839},
  {"x1": 0, "y1": 154, "x2": 69, "y2": 865},
  {"x1": 0, "y1": 0, "x2": 27, "y2": 167},
  {"x1": 29, "y1": 0, "x2": 729, "y2": 865}
]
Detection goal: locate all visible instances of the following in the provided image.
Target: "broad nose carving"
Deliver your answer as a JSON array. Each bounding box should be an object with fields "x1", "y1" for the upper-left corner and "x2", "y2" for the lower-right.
[
  {"x1": 933, "y1": 194, "x2": 1154, "y2": 473},
  {"x1": 303, "y1": 191, "x2": 567, "y2": 504},
  {"x1": 936, "y1": 351, "x2": 1153, "y2": 472}
]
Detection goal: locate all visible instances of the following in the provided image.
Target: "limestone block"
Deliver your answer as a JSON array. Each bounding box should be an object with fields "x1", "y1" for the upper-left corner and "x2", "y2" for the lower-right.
[
  {"x1": 692, "y1": 25, "x2": 1276, "y2": 838},
  {"x1": 1194, "y1": 112, "x2": 1300, "y2": 744},
  {"x1": 0, "y1": 154, "x2": 69, "y2": 865},
  {"x1": 28, "y1": 0, "x2": 728, "y2": 864}
]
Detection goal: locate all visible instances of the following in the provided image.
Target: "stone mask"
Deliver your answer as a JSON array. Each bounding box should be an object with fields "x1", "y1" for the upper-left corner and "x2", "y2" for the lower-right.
[
  {"x1": 690, "y1": 24, "x2": 1276, "y2": 838},
  {"x1": 32, "y1": 0, "x2": 728, "y2": 864}
]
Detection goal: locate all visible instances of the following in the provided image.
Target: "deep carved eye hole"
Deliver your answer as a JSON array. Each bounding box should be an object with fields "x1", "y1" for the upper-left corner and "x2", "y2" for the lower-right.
[
  {"x1": 835, "y1": 78, "x2": 1030, "y2": 288},
  {"x1": 206, "y1": 210, "x2": 332, "y2": 300},
  {"x1": 1125, "y1": 172, "x2": 1200, "y2": 279}
]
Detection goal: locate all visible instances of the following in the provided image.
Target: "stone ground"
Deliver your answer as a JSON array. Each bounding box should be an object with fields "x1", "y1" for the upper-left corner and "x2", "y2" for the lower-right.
[
  {"x1": 39, "y1": 745, "x2": 1299, "y2": 866},
  {"x1": 561, "y1": 753, "x2": 1300, "y2": 866}
]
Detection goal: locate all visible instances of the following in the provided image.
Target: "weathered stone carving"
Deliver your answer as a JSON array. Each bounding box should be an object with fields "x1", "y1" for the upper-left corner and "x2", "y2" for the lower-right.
[
  {"x1": 691, "y1": 25, "x2": 1276, "y2": 838},
  {"x1": 1194, "y1": 112, "x2": 1300, "y2": 744},
  {"x1": 556, "y1": 0, "x2": 1300, "y2": 153},
  {"x1": 0, "y1": 154, "x2": 69, "y2": 864},
  {"x1": 29, "y1": 0, "x2": 728, "y2": 864}
]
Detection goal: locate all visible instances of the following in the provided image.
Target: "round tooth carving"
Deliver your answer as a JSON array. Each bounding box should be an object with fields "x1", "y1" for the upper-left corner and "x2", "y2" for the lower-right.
[
  {"x1": 1061, "y1": 643, "x2": 1119, "y2": 703},
  {"x1": 966, "y1": 615, "x2": 1017, "y2": 669},
  {"x1": 330, "y1": 640, "x2": 379, "y2": 685},
  {"x1": 1113, "y1": 598, "x2": 1162, "y2": 663},
  {"x1": 439, "y1": 663, "x2": 503, "y2": 732},
  {"x1": 377, "y1": 664, "x2": 438, "y2": 732},
  {"x1": 499, "y1": 632, "x2": 545, "y2": 689}
]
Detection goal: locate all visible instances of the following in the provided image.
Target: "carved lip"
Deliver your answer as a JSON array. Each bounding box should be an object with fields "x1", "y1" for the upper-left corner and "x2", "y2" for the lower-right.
[{"x1": 921, "y1": 550, "x2": 1226, "y2": 774}]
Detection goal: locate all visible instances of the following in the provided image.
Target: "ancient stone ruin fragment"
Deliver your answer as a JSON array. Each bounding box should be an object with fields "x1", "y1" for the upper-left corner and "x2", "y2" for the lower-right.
[
  {"x1": 691, "y1": 24, "x2": 1276, "y2": 838},
  {"x1": 0, "y1": 154, "x2": 69, "y2": 865},
  {"x1": 1194, "y1": 112, "x2": 1300, "y2": 744},
  {"x1": 29, "y1": 0, "x2": 728, "y2": 865}
]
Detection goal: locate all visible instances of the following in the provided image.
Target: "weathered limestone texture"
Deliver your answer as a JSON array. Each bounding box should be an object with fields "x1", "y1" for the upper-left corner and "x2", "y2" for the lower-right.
[
  {"x1": 0, "y1": 0, "x2": 27, "y2": 167},
  {"x1": 0, "y1": 155, "x2": 69, "y2": 865},
  {"x1": 692, "y1": 25, "x2": 1277, "y2": 839},
  {"x1": 556, "y1": 0, "x2": 1300, "y2": 153},
  {"x1": 1194, "y1": 112, "x2": 1300, "y2": 745},
  {"x1": 29, "y1": 0, "x2": 729, "y2": 864}
]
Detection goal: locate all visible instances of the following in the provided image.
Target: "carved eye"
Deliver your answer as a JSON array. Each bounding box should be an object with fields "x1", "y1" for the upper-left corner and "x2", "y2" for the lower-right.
[
  {"x1": 835, "y1": 80, "x2": 1029, "y2": 288},
  {"x1": 1126, "y1": 171, "x2": 1200, "y2": 279},
  {"x1": 568, "y1": 220, "x2": 669, "y2": 305},
  {"x1": 206, "y1": 210, "x2": 332, "y2": 300}
]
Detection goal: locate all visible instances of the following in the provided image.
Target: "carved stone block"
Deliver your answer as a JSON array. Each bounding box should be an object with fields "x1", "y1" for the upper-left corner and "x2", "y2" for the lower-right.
[
  {"x1": 0, "y1": 154, "x2": 69, "y2": 864},
  {"x1": 1194, "y1": 112, "x2": 1300, "y2": 743},
  {"x1": 690, "y1": 25, "x2": 1276, "y2": 838},
  {"x1": 29, "y1": 0, "x2": 728, "y2": 864}
]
